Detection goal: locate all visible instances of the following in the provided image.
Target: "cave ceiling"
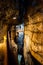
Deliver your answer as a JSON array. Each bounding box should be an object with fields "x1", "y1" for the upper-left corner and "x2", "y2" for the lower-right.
[{"x1": 0, "y1": 0, "x2": 43, "y2": 25}]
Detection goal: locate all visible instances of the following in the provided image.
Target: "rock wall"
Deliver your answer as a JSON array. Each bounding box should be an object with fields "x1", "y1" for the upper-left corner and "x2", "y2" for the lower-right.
[
  {"x1": 0, "y1": 25, "x2": 7, "y2": 65},
  {"x1": 24, "y1": 12, "x2": 43, "y2": 64}
]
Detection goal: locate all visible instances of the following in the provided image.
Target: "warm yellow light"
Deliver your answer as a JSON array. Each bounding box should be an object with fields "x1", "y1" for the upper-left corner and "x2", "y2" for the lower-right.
[
  {"x1": 4, "y1": 36, "x2": 7, "y2": 43},
  {"x1": 13, "y1": 17, "x2": 16, "y2": 19},
  {"x1": 4, "y1": 36, "x2": 6, "y2": 40}
]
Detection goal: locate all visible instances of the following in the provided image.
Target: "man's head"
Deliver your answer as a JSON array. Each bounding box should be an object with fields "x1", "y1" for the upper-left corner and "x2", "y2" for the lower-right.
[{"x1": 16, "y1": 32, "x2": 19, "y2": 38}]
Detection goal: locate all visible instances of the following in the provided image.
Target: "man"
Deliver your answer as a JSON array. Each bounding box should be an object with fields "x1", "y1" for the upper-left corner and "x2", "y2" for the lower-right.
[{"x1": 16, "y1": 32, "x2": 24, "y2": 65}]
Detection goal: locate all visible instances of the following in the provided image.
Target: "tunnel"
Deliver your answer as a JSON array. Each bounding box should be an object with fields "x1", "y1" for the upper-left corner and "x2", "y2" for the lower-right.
[{"x1": 0, "y1": 0, "x2": 43, "y2": 65}]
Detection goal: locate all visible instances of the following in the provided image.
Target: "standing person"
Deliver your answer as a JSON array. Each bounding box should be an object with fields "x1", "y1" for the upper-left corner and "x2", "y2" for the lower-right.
[{"x1": 16, "y1": 32, "x2": 24, "y2": 65}]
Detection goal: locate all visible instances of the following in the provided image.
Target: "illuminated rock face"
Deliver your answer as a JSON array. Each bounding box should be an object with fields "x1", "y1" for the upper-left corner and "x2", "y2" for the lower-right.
[
  {"x1": 0, "y1": 25, "x2": 7, "y2": 65},
  {"x1": 0, "y1": 46, "x2": 4, "y2": 65},
  {"x1": 24, "y1": 11, "x2": 43, "y2": 64},
  {"x1": 7, "y1": 25, "x2": 18, "y2": 65}
]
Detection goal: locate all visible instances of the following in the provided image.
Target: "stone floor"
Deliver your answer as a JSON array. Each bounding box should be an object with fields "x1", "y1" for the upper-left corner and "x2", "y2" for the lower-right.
[{"x1": 7, "y1": 43, "x2": 41, "y2": 65}]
